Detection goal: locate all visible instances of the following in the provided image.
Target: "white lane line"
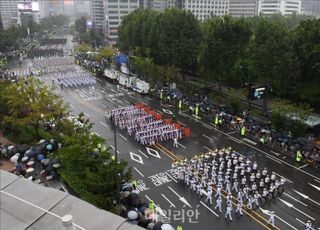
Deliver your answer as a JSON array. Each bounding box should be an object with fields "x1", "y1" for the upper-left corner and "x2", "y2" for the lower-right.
[
  {"x1": 266, "y1": 155, "x2": 281, "y2": 164},
  {"x1": 100, "y1": 121, "x2": 108, "y2": 128},
  {"x1": 119, "y1": 133, "x2": 127, "y2": 141},
  {"x1": 93, "y1": 132, "x2": 100, "y2": 137},
  {"x1": 203, "y1": 145, "x2": 212, "y2": 152},
  {"x1": 233, "y1": 150, "x2": 245, "y2": 158},
  {"x1": 203, "y1": 134, "x2": 214, "y2": 141},
  {"x1": 138, "y1": 149, "x2": 149, "y2": 159},
  {"x1": 168, "y1": 186, "x2": 192, "y2": 208},
  {"x1": 178, "y1": 143, "x2": 186, "y2": 149},
  {"x1": 83, "y1": 112, "x2": 90, "y2": 117},
  {"x1": 270, "y1": 150, "x2": 281, "y2": 156},
  {"x1": 278, "y1": 198, "x2": 315, "y2": 220},
  {"x1": 275, "y1": 214, "x2": 298, "y2": 230},
  {"x1": 298, "y1": 164, "x2": 309, "y2": 169},
  {"x1": 177, "y1": 121, "x2": 187, "y2": 127},
  {"x1": 165, "y1": 171, "x2": 178, "y2": 183},
  {"x1": 202, "y1": 123, "x2": 213, "y2": 130},
  {"x1": 308, "y1": 183, "x2": 320, "y2": 192},
  {"x1": 109, "y1": 145, "x2": 120, "y2": 154},
  {"x1": 315, "y1": 179, "x2": 320, "y2": 184},
  {"x1": 242, "y1": 138, "x2": 257, "y2": 145},
  {"x1": 283, "y1": 192, "x2": 308, "y2": 207},
  {"x1": 228, "y1": 136, "x2": 241, "y2": 143},
  {"x1": 133, "y1": 167, "x2": 145, "y2": 177},
  {"x1": 156, "y1": 109, "x2": 164, "y2": 114},
  {"x1": 226, "y1": 131, "x2": 237, "y2": 135},
  {"x1": 161, "y1": 194, "x2": 176, "y2": 208},
  {"x1": 295, "y1": 218, "x2": 315, "y2": 230},
  {"x1": 293, "y1": 189, "x2": 320, "y2": 206},
  {"x1": 273, "y1": 172, "x2": 293, "y2": 183},
  {"x1": 1, "y1": 191, "x2": 86, "y2": 230},
  {"x1": 200, "y1": 201, "x2": 219, "y2": 217},
  {"x1": 69, "y1": 104, "x2": 75, "y2": 108}
]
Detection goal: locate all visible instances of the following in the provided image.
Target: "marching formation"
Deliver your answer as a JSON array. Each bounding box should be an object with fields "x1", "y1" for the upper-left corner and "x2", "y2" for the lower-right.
[
  {"x1": 55, "y1": 71, "x2": 96, "y2": 89},
  {"x1": 106, "y1": 103, "x2": 191, "y2": 146},
  {"x1": 173, "y1": 147, "x2": 285, "y2": 224}
]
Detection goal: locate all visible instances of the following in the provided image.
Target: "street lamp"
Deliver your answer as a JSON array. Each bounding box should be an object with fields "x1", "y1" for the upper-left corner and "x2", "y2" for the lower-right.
[{"x1": 108, "y1": 115, "x2": 120, "y2": 203}]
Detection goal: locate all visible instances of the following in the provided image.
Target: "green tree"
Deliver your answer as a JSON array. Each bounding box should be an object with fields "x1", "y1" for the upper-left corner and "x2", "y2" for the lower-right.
[
  {"x1": 75, "y1": 16, "x2": 87, "y2": 34},
  {"x1": 57, "y1": 115, "x2": 131, "y2": 212},
  {"x1": 95, "y1": 46, "x2": 116, "y2": 62},
  {"x1": 3, "y1": 77, "x2": 66, "y2": 140},
  {"x1": 200, "y1": 16, "x2": 252, "y2": 92}
]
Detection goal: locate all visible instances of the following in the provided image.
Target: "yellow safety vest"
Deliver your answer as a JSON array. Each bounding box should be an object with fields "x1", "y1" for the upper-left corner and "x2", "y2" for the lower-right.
[
  {"x1": 195, "y1": 106, "x2": 199, "y2": 116},
  {"x1": 131, "y1": 180, "x2": 137, "y2": 188},
  {"x1": 215, "y1": 115, "x2": 219, "y2": 125},
  {"x1": 178, "y1": 100, "x2": 182, "y2": 109},
  {"x1": 160, "y1": 92, "x2": 163, "y2": 99},
  {"x1": 241, "y1": 126, "x2": 246, "y2": 136},
  {"x1": 149, "y1": 201, "x2": 155, "y2": 210},
  {"x1": 296, "y1": 151, "x2": 302, "y2": 162},
  {"x1": 176, "y1": 225, "x2": 183, "y2": 230}
]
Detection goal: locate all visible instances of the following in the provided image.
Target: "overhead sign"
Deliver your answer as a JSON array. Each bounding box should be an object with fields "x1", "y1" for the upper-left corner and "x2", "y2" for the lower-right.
[{"x1": 18, "y1": 2, "x2": 39, "y2": 12}]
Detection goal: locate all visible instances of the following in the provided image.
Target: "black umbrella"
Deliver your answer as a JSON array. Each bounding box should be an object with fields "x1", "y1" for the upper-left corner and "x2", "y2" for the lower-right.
[
  {"x1": 153, "y1": 222, "x2": 163, "y2": 230},
  {"x1": 17, "y1": 144, "x2": 30, "y2": 154}
]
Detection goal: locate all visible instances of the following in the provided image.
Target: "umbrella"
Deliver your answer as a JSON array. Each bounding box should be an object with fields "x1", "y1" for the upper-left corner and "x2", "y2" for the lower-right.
[
  {"x1": 127, "y1": 210, "x2": 138, "y2": 220},
  {"x1": 161, "y1": 224, "x2": 174, "y2": 230},
  {"x1": 10, "y1": 155, "x2": 18, "y2": 163},
  {"x1": 46, "y1": 144, "x2": 52, "y2": 151},
  {"x1": 50, "y1": 139, "x2": 55, "y2": 144},
  {"x1": 37, "y1": 154, "x2": 45, "y2": 161},
  {"x1": 1, "y1": 148, "x2": 7, "y2": 155},
  {"x1": 42, "y1": 158, "x2": 51, "y2": 166},
  {"x1": 17, "y1": 144, "x2": 30, "y2": 154},
  {"x1": 153, "y1": 222, "x2": 164, "y2": 230},
  {"x1": 39, "y1": 139, "x2": 46, "y2": 144}
]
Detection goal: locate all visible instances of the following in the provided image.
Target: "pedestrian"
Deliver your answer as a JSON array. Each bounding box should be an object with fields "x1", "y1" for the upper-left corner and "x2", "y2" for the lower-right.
[
  {"x1": 176, "y1": 224, "x2": 183, "y2": 230},
  {"x1": 305, "y1": 220, "x2": 312, "y2": 230},
  {"x1": 149, "y1": 200, "x2": 156, "y2": 212},
  {"x1": 267, "y1": 211, "x2": 275, "y2": 227},
  {"x1": 173, "y1": 136, "x2": 179, "y2": 148},
  {"x1": 225, "y1": 203, "x2": 233, "y2": 221},
  {"x1": 236, "y1": 200, "x2": 243, "y2": 216},
  {"x1": 214, "y1": 196, "x2": 222, "y2": 213},
  {"x1": 206, "y1": 189, "x2": 213, "y2": 205}
]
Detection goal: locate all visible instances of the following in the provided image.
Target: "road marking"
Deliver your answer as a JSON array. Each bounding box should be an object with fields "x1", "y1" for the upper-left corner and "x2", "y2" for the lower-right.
[
  {"x1": 178, "y1": 143, "x2": 186, "y2": 149},
  {"x1": 233, "y1": 150, "x2": 245, "y2": 158},
  {"x1": 242, "y1": 138, "x2": 257, "y2": 145},
  {"x1": 119, "y1": 133, "x2": 127, "y2": 141},
  {"x1": 202, "y1": 134, "x2": 214, "y2": 141},
  {"x1": 1, "y1": 191, "x2": 86, "y2": 230},
  {"x1": 226, "y1": 131, "x2": 237, "y2": 135},
  {"x1": 298, "y1": 164, "x2": 309, "y2": 169},
  {"x1": 275, "y1": 214, "x2": 298, "y2": 230},
  {"x1": 162, "y1": 108, "x2": 173, "y2": 115},
  {"x1": 228, "y1": 136, "x2": 241, "y2": 143},
  {"x1": 100, "y1": 122, "x2": 109, "y2": 128},
  {"x1": 202, "y1": 123, "x2": 213, "y2": 130},
  {"x1": 109, "y1": 145, "x2": 119, "y2": 154},
  {"x1": 266, "y1": 155, "x2": 281, "y2": 164},
  {"x1": 138, "y1": 149, "x2": 149, "y2": 159},
  {"x1": 200, "y1": 201, "x2": 219, "y2": 217},
  {"x1": 146, "y1": 147, "x2": 161, "y2": 159},
  {"x1": 278, "y1": 198, "x2": 315, "y2": 220},
  {"x1": 308, "y1": 183, "x2": 320, "y2": 192},
  {"x1": 283, "y1": 192, "x2": 307, "y2": 207},
  {"x1": 69, "y1": 104, "x2": 74, "y2": 108},
  {"x1": 273, "y1": 172, "x2": 293, "y2": 183},
  {"x1": 129, "y1": 152, "x2": 144, "y2": 165},
  {"x1": 133, "y1": 167, "x2": 145, "y2": 177},
  {"x1": 168, "y1": 186, "x2": 192, "y2": 208},
  {"x1": 93, "y1": 132, "x2": 100, "y2": 137},
  {"x1": 161, "y1": 194, "x2": 176, "y2": 208},
  {"x1": 165, "y1": 172, "x2": 178, "y2": 183},
  {"x1": 203, "y1": 145, "x2": 212, "y2": 152},
  {"x1": 156, "y1": 109, "x2": 164, "y2": 114},
  {"x1": 270, "y1": 150, "x2": 281, "y2": 156},
  {"x1": 315, "y1": 179, "x2": 320, "y2": 184},
  {"x1": 293, "y1": 189, "x2": 320, "y2": 206},
  {"x1": 177, "y1": 121, "x2": 186, "y2": 127},
  {"x1": 295, "y1": 218, "x2": 315, "y2": 230}
]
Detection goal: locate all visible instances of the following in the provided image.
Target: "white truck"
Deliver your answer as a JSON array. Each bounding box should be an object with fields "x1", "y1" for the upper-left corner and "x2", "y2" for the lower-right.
[
  {"x1": 131, "y1": 79, "x2": 150, "y2": 94},
  {"x1": 118, "y1": 74, "x2": 136, "y2": 88},
  {"x1": 104, "y1": 69, "x2": 118, "y2": 83}
]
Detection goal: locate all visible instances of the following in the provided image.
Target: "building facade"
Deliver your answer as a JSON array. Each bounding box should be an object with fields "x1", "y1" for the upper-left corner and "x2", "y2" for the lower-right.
[
  {"x1": 258, "y1": 0, "x2": 302, "y2": 15},
  {"x1": 0, "y1": 0, "x2": 20, "y2": 29},
  {"x1": 105, "y1": 0, "x2": 141, "y2": 44},
  {"x1": 228, "y1": 0, "x2": 258, "y2": 17},
  {"x1": 301, "y1": 0, "x2": 320, "y2": 17}
]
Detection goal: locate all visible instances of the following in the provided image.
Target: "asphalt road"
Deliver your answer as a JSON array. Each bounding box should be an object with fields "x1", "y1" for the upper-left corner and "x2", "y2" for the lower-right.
[{"x1": 41, "y1": 71, "x2": 319, "y2": 230}]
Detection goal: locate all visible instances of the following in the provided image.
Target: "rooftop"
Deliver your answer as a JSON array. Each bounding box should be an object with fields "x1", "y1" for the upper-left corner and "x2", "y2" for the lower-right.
[{"x1": 0, "y1": 170, "x2": 143, "y2": 230}]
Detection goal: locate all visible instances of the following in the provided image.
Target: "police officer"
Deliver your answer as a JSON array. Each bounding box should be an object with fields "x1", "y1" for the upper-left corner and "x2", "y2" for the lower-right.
[
  {"x1": 149, "y1": 200, "x2": 156, "y2": 212},
  {"x1": 176, "y1": 224, "x2": 183, "y2": 230},
  {"x1": 296, "y1": 150, "x2": 302, "y2": 163}
]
